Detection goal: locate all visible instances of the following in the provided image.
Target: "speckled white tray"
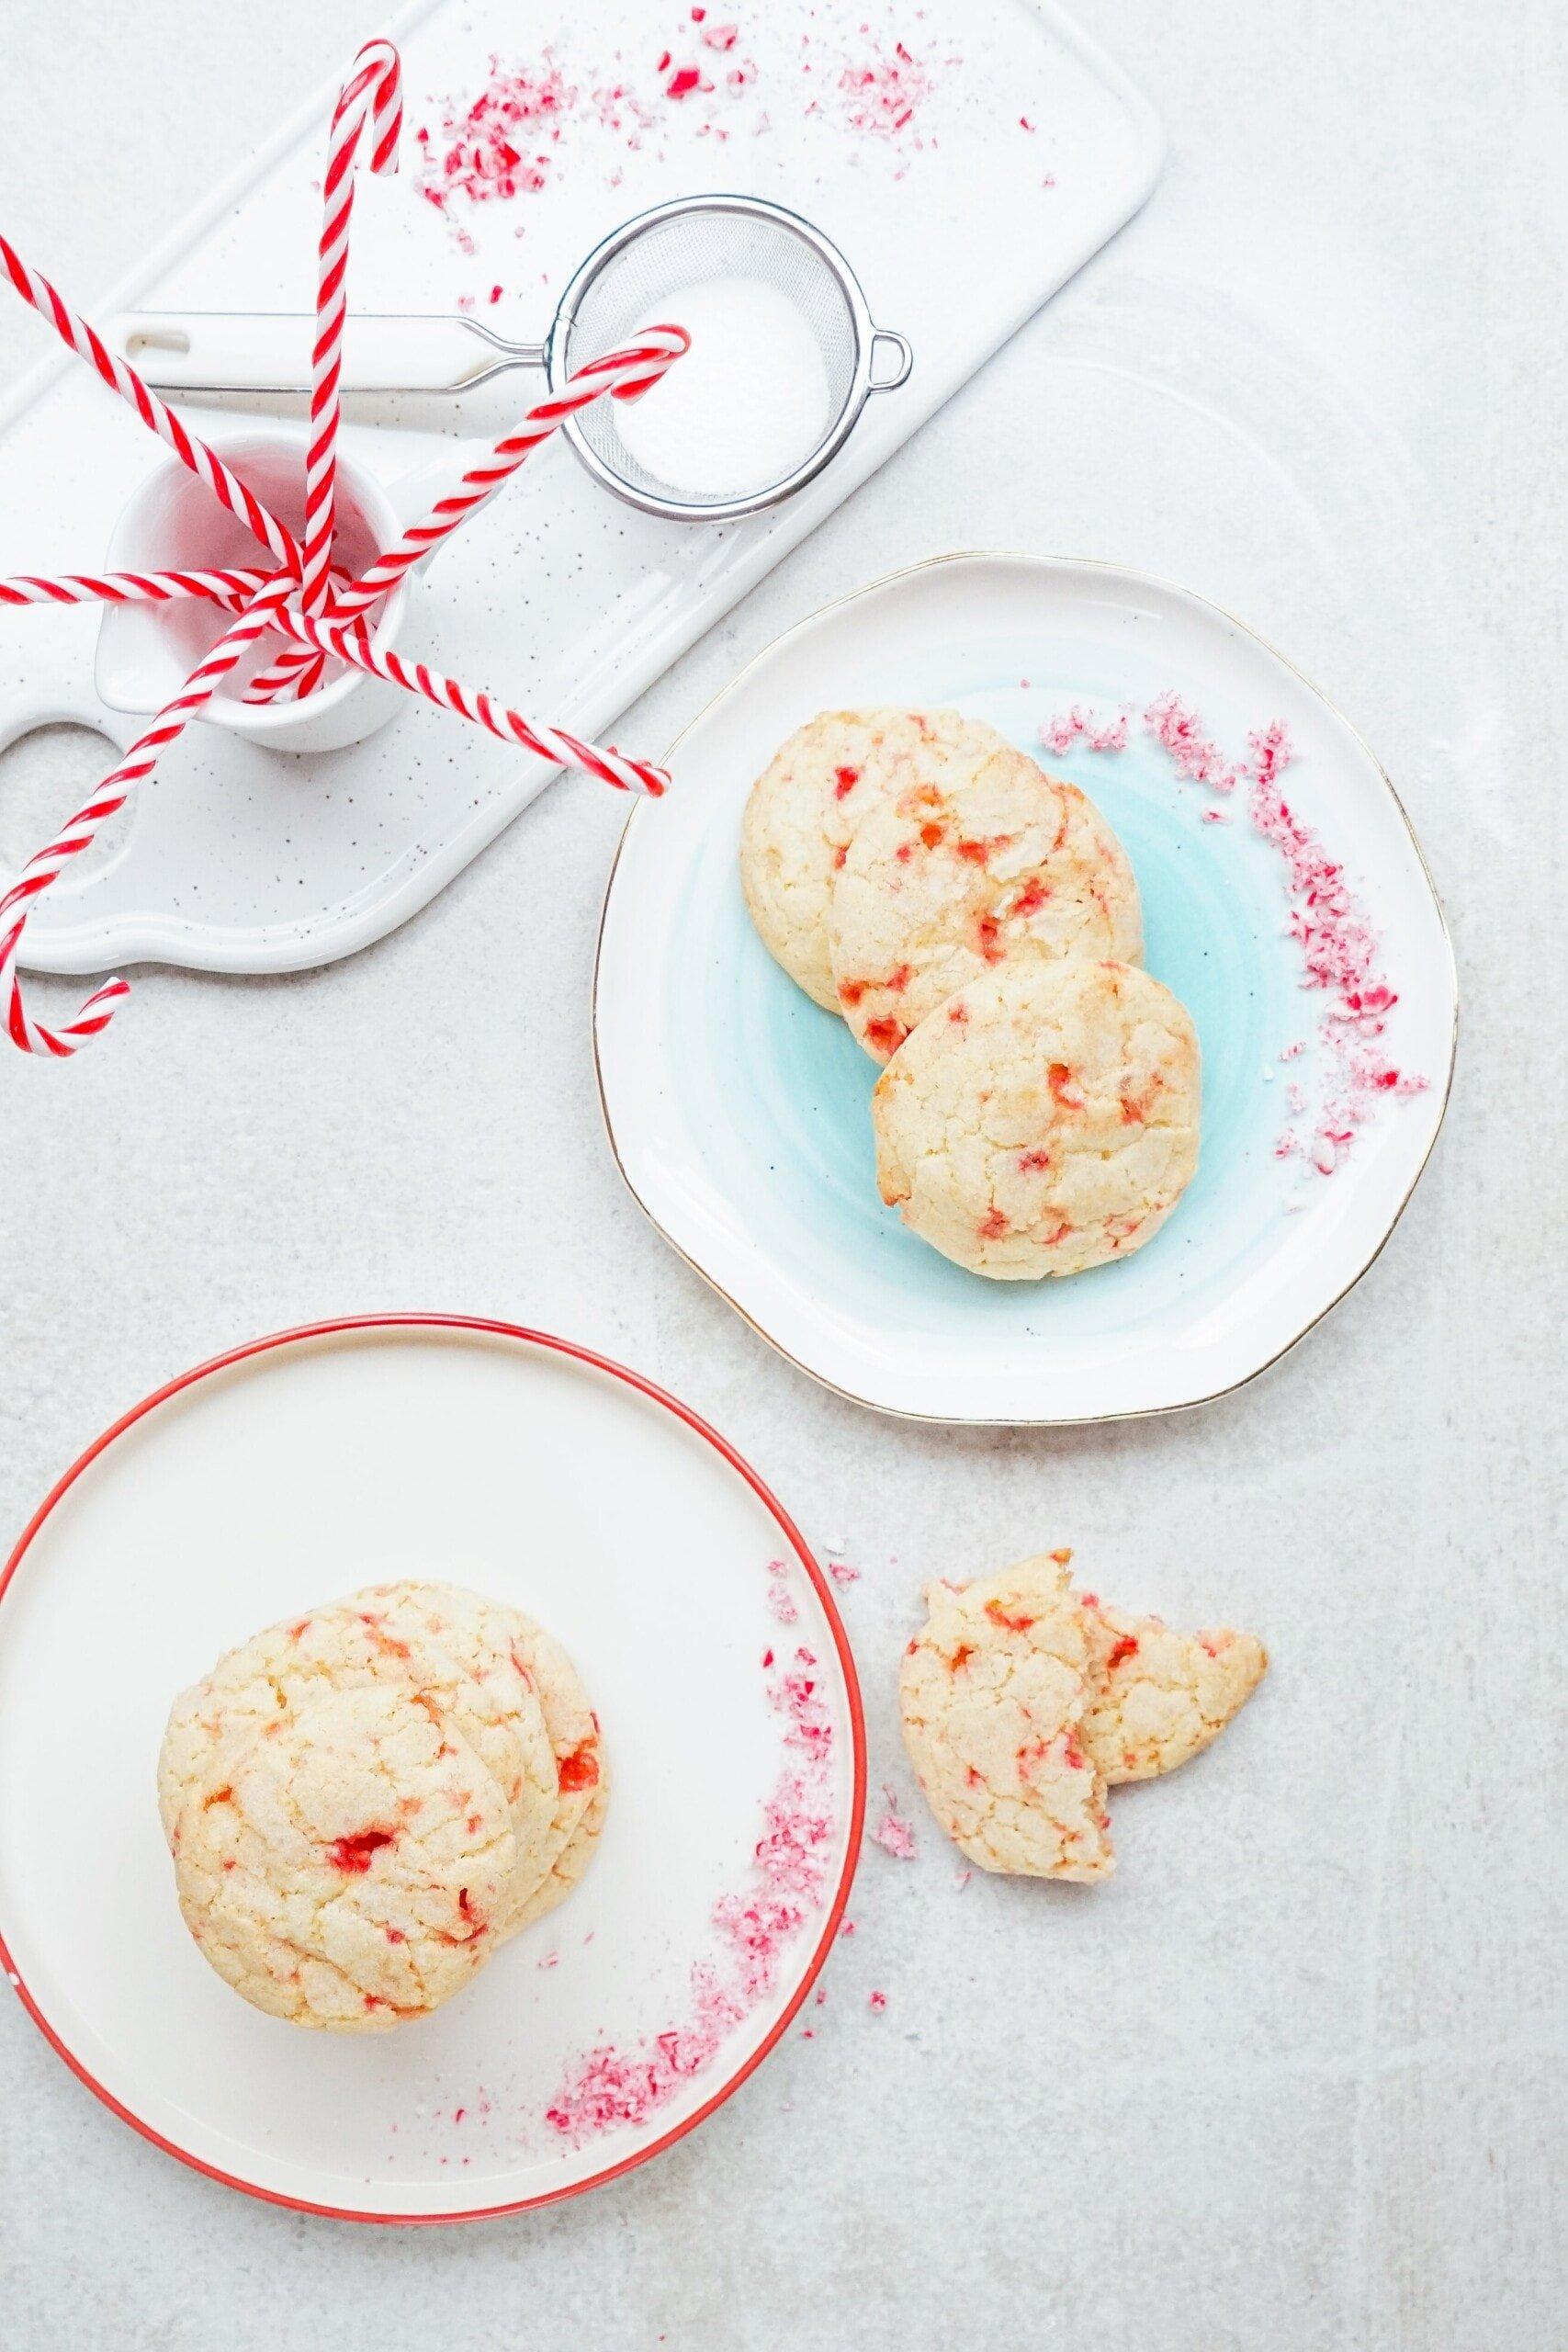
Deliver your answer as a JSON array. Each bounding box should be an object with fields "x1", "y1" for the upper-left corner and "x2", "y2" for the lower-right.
[{"x1": 0, "y1": 0, "x2": 1161, "y2": 978}]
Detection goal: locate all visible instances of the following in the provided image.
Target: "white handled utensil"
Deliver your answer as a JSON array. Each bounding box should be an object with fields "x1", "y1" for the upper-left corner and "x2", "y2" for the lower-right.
[{"x1": 105, "y1": 310, "x2": 547, "y2": 395}]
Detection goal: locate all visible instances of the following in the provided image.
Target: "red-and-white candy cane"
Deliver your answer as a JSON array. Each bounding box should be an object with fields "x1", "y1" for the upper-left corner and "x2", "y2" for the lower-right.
[
  {"x1": 0, "y1": 568, "x2": 273, "y2": 608},
  {"x1": 0, "y1": 574, "x2": 296, "y2": 1056},
  {"x1": 243, "y1": 326, "x2": 689, "y2": 705},
  {"x1": 0, "y1": 232, "x2": 301, "y2": 576},
  {"x1": 290, "y1": 39, "x2": 402, "y2": 698},
  {"x1": 276, "y1": 606, "x2": 669, "y2": 794}
]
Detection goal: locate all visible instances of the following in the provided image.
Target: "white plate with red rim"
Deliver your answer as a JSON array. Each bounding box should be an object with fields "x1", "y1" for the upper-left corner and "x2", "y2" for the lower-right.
[
  {"x1": 593, "y1": 552, "x2": 1458, "y2": 1423},
  {"x1": 0, "y1": 1316, "x2": 863, "y2": 2223}
]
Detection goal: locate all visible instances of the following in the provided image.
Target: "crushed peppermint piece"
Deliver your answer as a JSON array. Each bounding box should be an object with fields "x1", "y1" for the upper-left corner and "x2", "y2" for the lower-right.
[
  {"x1": 544, "y1": 1641, "x2": 837, "y2": 2141},
  {"x1": 765, "y1": 1558, "x2": 800, "y2": 1623},
  {"x1": 870, "y1": 1788, "x2": 918, "y2": 1860},
  {"x1": 868, "y1": 1989, "x2": 887, "y2": 2013}
]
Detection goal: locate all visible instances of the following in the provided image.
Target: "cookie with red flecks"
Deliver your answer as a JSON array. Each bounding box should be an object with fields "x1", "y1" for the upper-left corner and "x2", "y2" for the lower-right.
[
  {"x1": 829, "y1": 746, "x2": 1141, "y2": 1062},
  {"x1": 158, "y1": 1586, "x2": 557, "y2": 1928},
  {"x1": 872, "y1": 957, "x2": 1201, "y2": 1278},
  {"x1": 169, "y1": 1681, "x2": 515, "y2": 2031},
  {"x1": 350, "y1": 1581, "x2": 564, "y2": 1926},
  {"x1": 898, "y1": 1553, "x2": 1113, "y2": 1883},
  {"x1": 739, "y1": 707, "x2": 1010, "y2": 1012},
  {"x1": 1080, "y1": 1597, "x2": 1268, "y2": 1782}
]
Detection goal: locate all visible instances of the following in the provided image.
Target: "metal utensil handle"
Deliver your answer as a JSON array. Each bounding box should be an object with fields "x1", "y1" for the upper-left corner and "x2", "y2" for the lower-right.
[{"x1": 101, "y1": 311, "x2": 546, "y2": 396}]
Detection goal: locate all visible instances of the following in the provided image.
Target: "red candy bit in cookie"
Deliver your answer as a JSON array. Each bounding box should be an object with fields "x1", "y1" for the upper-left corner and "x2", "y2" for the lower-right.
[
  {"x1": 947, "y1": 1000, "x2": 969, "y2": 1023},
  {"x1": 1059, "y1": 1731, "x2": 1089, "y2": 1772},
  {"x1": 1010, "y1": 876, "x2": 1050, "y2": 918},
  {"x1": 558, "y1": 1741, "x2": 600, "y2": 1792},
  {"x1": 202, "y1": 1784, "x2": 233, "y2": 1809},
  {"x1": 838, "y1": 977, "x2": 869, "y2": 1008},
  {"x1": 1016, "y1": 1736, "x2": 1047, "y2": 1781},
  {"x1": 833, "y1": 843, "x2": 848, "y2": 869},
  {"x1": 834, "y1": 764, "x2": 861, "y2": 797},
  {"x1": 1105, "y1": 1634, "x2": 1140, "y2": 1671},
  {"x1": 949, "y1": 1642, "x2": 975, "y2": 1672},
  {"x1": 975, "y1": 913, "x2": 1005, "y2": 964},
  {"x1": 864, "y1": 1016, "x2": 908, "y2": 1055},
  {"x1": 984, "y1": 1599, "x2": 1035, "y2": 1634},
  {"x1": 919, "y1": 818, "x2": 946, "y2": 848},
  {"x1": 977, "y1": 1205, "x2": 1010, "y2": 1240},
  {"x1": 1017, "y1": 1148, "x2": 1053, "y2": 1173},
  {"x1": 885, "y1": 963, "x2": 913, "y2": 994},
  {"x1": 357, "y1": 1611, "x2": 412, "y2": 1661},
  {"x1": 1048, "y1": 1063, "x2": 1085, "y2": 1110},
  {"x1": 384, "y1": 1926, "x2": 406, "y2": 1945},
  {"x1": 1119, "y1": 1093, "x2": 1146, "y2": 1125},
  {"x1": 326, "y1": 1827, "x2": 396, "y2": 1874},
  {"x1": 1051, "y1": 1548, "x2": 1074, "y2": 1567}
]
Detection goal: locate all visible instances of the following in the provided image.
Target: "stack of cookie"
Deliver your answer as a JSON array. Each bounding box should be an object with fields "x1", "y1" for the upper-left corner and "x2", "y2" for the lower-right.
[
  {"x1": 741, "y1": 708, "x2": 1202, "y2": 1278},
  {"x1": 157, "y1": 1579, "x2": 604, "y2": 2032},
  {"x1": 900, "y1": 1551, "x2": 1267, "y2": 1882}
]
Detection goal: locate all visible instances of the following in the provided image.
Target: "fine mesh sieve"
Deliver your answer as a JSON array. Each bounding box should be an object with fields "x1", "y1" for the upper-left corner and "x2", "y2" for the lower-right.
[{"x1": 547, "y1": 195, "x2": 912, "y2": 523}]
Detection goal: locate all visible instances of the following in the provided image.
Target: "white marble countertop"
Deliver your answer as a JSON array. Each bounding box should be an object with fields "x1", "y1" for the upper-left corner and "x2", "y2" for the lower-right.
[{"x1": 1, "y1": 3, "x2": 1562, "y2": 2346}]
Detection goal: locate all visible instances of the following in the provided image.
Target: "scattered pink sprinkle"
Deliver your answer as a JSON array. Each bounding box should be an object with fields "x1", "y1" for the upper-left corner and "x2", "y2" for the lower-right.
[
  {"x1": 827, "y1": 1557, "x2": 860, "y2": 1586},
  {"x1": 414, "y1": 52, "x2": 572, "y2": 228},
  {"x1": 1103, "y1": 697, "x2": 1431, "y2": 1182},
  {"x1": 1041, "y1": 706, "x2": 1129, "y2": 756},
  {"x1": 1144, "y1": 691, "x2": 1242, "y2": 793},
  {"x1": 953, "y1": 1868, "x2": 972, "y2": 1890},
  {"x1": 765, "y1": 1558, "x2": 800, "y2": 1624},
  {"x1": 838, "y1": 36, "x2": 939, "y2": 141},
  {"x1": 666, "y1": 64, "x2": 703, "y2": 99},
  {"x1": 544, "y1": 1643, "x2": 836, "y2": 2141},
  {"x1": 701, "y1": 21, "x2": 739, "y2": 48},
  {"x1": 868, "y1": 1989, "x2": 887, "y2": 2013},
  {"x1": 838, "y1": 1917, "x2": 857, "y2": 1939},
  {"x1": 870, "y1": 1788, "x2": 918, "y2": 1861}
]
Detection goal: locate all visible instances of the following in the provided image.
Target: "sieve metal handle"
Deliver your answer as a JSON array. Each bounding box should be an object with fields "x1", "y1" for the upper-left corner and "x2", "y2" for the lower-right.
[{"x1": 868, "y1": 328, "x2": 914, "y2": 393}]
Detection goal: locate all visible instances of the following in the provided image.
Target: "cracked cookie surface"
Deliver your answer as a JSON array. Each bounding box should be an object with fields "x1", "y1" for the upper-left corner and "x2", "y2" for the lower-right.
[
  {"x1": 349, "y1": 1581, "x2": 562, "y2": 1924},
  {"x1": 873, "y1": 957, "x2": 1201, "y2": 1278},
  {"x1": 168, "y1": 1681, "x2": 515, "y2": 2030},
  {"x1": 158, "y1": 1588, "x2": 556, "y2": 1921},
  {"x1": 829, "y1": 747, "x2": 1142, "y2": 1062},
  {"x1": 1080, "y1": 1599, "x2": 1268, "y2": 1782},
  {"x1": 898, "y1": 1554, "x2": 1113, "y2": 1883},
  {"x1": 740, "y1": 707, "x2": 1010, "y2": 1012}
]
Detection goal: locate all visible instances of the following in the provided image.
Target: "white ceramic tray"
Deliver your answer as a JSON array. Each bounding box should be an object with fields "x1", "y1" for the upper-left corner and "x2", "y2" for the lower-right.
[
  {"x1": 0, "y1": 1317, "x2": 864, "y2": 2222},
  {"x1": 0, "y1": 0, "x2": 1162, "y2": 978},
  {"x1": 594, "y1": 552, "x2": 1457, "y2": 1423}
]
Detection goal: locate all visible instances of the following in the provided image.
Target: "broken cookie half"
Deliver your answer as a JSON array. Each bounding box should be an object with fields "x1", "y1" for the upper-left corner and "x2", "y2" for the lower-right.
[{"x1": 898, "y1": 1551, "x2": 1266, "y2": 1882}]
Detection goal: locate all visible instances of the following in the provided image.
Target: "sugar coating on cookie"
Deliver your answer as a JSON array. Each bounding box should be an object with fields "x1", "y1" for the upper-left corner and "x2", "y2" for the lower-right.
[
  {"x1": 873, "y1": 957, "x2": 1201, "y2": 1279},
  {"x1": 1080, "y1": 1599, "x2": 1268, "y2": 1783},
  {"x1": 740, "y1": 707, "x2": 1010, "y2": 1012},
  {"x1": 157, "y1": 1592, "x2": 553, "y2": 1915},
  {"x1": 491, "y1": 1608, "x2": 607, "y2": 1939},
  {"x1": 351, "y1": 1581, "x2": 562, "y2": 1924},
  {"x1": 898, "y1": 1554, "x2": 1113, "y2": 1883},
  {"x1": 168, "y1": 1682, "x2": 516, "y2": 2031},
  {"x1": 829, "y1": 747, "x2": 1142, "y2": 1061}
]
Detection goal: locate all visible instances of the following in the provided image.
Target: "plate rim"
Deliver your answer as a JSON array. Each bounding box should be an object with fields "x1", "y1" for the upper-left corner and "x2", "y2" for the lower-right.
[
  {"x1": 0, "y1": 1311, "x2": 868, "y2": 2226},
  {"x1": 592, "y1": 548, "x2": 1460, "y2": 1426}
]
